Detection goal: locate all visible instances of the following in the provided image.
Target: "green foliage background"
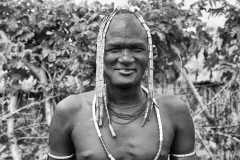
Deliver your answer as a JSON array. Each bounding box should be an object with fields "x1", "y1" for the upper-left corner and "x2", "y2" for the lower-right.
[{"x1": 0, "y1": 0, "x2": 239, "y2": 159}]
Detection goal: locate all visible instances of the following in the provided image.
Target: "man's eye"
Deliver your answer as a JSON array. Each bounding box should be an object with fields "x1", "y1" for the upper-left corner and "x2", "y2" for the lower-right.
[
  {"x1": 106, "y1": 49, "x2": 121, "y2": 53},
  {"x1": 132, "y1": 48, "x2": 145, "y2": 53}
]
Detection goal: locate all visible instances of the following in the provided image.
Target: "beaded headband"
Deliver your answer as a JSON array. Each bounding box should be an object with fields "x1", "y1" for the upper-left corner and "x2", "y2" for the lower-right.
[{"x1": 95, "y1": 7, "x2": 154, "y2": 137}]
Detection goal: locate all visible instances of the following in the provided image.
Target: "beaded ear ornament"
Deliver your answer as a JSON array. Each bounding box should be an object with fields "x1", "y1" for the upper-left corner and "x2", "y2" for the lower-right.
[{"x1": 95, "y1": 6, "x2": 155, "y2": 136}]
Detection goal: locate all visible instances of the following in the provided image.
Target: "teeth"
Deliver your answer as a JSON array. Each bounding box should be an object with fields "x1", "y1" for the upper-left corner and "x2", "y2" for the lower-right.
[{"x1": 120, "y1": 69, "x2": 133, "y2": 71}]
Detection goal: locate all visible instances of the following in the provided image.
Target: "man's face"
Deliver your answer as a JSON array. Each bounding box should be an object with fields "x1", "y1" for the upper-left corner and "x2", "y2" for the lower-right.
[{"x1": 104, "y1": 13, "x2": 148, "y2": 88}]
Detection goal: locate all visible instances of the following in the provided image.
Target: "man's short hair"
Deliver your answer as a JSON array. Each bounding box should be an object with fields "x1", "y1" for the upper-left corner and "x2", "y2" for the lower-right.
[{"x1": 115, "y1": 9, "x2": 134, "y2": 15}]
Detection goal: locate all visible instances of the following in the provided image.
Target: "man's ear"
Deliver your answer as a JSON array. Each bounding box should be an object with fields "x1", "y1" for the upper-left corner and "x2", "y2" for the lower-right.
[{"x1": 144, "y1": 66, "x2": 148, "y2": 77}]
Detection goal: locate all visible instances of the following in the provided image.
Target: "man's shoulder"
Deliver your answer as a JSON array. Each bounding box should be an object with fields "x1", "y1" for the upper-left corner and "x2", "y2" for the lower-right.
[
  {"x1": 55, "y1": 90, "x2": 96, "y2": 114},
  {"x1": 154, "y1": 93, "x2": 193, "y2": 130},
  {"x1": 154, "y1": 93, "x2": 189, "y2": 114}
]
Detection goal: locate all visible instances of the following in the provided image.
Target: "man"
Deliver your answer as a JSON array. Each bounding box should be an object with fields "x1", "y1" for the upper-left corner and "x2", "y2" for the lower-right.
[{"x1": 48, "y1": 7, "x2": 196, "y2": 160}]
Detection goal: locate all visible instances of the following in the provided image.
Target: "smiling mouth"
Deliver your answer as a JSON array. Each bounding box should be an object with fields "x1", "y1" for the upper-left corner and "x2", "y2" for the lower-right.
[{"x1": 115, "y1": 69, "x2": 136, "y2": 74}]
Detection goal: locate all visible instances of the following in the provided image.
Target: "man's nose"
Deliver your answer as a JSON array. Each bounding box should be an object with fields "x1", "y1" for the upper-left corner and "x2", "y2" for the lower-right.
[{"x1": 118, "y1": 49, "x2": 134, "y2": 64}]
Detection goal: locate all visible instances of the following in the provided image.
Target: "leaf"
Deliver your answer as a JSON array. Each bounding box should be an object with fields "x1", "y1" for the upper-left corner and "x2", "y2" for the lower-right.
[
  {"x1": 203, "y1": 53, "x2": 219, "y2": 70},
  {"x1": 46, "y1": 31, "x2": 54, "y2": 35},
  {"x1": 180, "y1": 42, "x2": 187, "y2": 52},
  {"x1": 207, "y1": 44, "x2": 217, "y2": 54},
  {"x1": 15, "y1": 28, "x2": 24, "y2": 37},
  {"x1": 88, "y1": 13, "x2": 99, "y2": 24},
  {"x1": 145, "y1": 10, "x2": 160, "y2": 22},
  {"x1": 48, "y1": 52, "x2": 56, "y2": 62},
  {"x1": 196, "y1": 9, "x2": 202, "y2": 17},
  {"x1": 38, "y1": 20, "x2": 56, "y2": 30},
  {"x1": 209, "y1": 0, "x2": 213, "y2": 7},
  {"x1": 188, "y1": 40, "x2": 199, "y2": 54},
  {"x1": 72, "y1": 13, "x2": 80, "y2": 23},
  {"x1": 15, "y1": 28, "x2": 35, "y2": 42},
  {"x1": 156, "y1": 31, "x2": 166, "y2": 42},
  {"x1": 89, "y1": 22, "x2": 99, "y2": 32},
  {"x1": 17, "y1": 42, "x2": 25, "y2": 52},
  {"x1": 42, "y1": 49, "x2": 50, "y2": 58},
  {"x1": 10, "y1": 43, "x2": 17, "y2": 53},
  {"x1": 0, "y1": 41, "x2": 9, "y2": 53},
  {"x1": 221, "y1": 71, "x2": 233, "y2": 81},
  {"x1": 0, "y1": 30, "x2": 10, "y2": 53},
  {"x1": 16, "y1": 60, "x2": 25, "y2": 69},
  {"x1": 0, "y1": 55, "x2": 7, "y2": 70},
  {"x1": 171, "y1": 44, "x2": 181, "y2": 57},
  {"x1": 228, "y1": 45, "x2": 238, "y2": 56},
  {"x1": 6, "y1": 19, "x2": 19, "y2": 32}
]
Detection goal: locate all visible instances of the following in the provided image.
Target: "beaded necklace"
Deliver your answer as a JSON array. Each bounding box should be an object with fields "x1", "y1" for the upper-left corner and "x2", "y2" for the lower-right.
[
  {"x1": 107, "y1": 95, "x2": 146, "y2": 109},
  {"x1": 92, "y1": 86, "x2": 163, "y2": 160},
  {"x1": 108, "y1": 98, "x2": 147, "y2": 125},
  {"x1": 108, "y1": 101, "x2": 147, "y2": 121}
]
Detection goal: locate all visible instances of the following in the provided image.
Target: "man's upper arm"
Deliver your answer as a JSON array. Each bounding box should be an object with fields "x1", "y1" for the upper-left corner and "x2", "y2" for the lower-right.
[
  {"x1": 48, "y1": 97, "x2": 76, "y2": 160},
  {"x1": 169, "y1": 97, "x2": 196, "y2": 160}
]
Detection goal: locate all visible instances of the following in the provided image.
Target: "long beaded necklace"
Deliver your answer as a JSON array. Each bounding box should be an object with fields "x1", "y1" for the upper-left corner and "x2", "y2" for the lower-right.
[
  {"x1": 92, "y1": 86, "x2": 163, "y2": 160},
  {"x1": 93, "y1": 6, "x2": 163, "y2": 160},
  {"x1": 95, "y1": 6, "x2": 155, "y2": 131}
]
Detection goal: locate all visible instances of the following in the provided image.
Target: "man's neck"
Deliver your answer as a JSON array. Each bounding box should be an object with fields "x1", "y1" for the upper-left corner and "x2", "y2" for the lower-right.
[{"x1": 105, "y1": 83, "x2": 145, "y2": 108}]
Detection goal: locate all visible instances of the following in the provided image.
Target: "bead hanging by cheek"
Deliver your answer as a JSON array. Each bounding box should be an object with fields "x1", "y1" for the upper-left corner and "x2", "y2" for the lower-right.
[
  {"x1": 95, "y1": 7, "x2": 120, "y2": 135},
  {"x1": 134, "y1": 12, "x2": 154, "y2": 126},
  {"x1": 96, "y1": 16, "x2": 106, "y2": 125},
  {"x1": 103, "y1": 86, "x2": 116, "y2": 137}
]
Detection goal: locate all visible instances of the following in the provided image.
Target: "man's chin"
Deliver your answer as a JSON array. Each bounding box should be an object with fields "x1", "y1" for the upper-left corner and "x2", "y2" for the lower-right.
[{"x1": 113, "y1": 81, "x2": 139, "y2": 89}]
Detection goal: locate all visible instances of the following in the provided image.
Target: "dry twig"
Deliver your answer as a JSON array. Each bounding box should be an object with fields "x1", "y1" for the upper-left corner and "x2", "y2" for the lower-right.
[
  {"x1": 0, "y1": 96, "x2": 58, "y2": 121},
  {"x1": 196, "y1": 131, "x2": 215, "y2": 160}
]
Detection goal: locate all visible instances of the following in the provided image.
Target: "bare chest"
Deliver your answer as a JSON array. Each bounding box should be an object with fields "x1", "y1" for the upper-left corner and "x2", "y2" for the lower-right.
[{"x1": 71, "y1": 108, "x2": 173, "y2": 160}]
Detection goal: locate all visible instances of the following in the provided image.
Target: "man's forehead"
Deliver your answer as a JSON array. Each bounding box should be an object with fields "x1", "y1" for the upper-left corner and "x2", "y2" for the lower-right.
[
  {"x1": 113, "y1": 13, "x2": 135, "y2": 19},
  {"x1": 105, "y1": 13, "x2": 148, "y2": 39},
  {"x1": 109, "y1": 13, "x2": 143, "y2": 28}
]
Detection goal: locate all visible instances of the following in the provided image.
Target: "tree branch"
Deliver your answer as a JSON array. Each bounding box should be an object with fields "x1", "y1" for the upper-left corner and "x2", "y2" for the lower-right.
[
  {"x1": 57, "y1": 67, "x2": 69, "y2": 82},
  {"x1": 193, "y1": 70, "x2": 237, "y2": 122},
  {"x1": 0, "y1": 96, "x2": 58, "y2": 121},
  {"x1": 21, "y1": 58, "x2": 47, "y2": 84},
  {"x1": 7, "y1": 91, "x2": 21, "y2": 160},
  {"x1": 174, "y1": 60, "x2": 215, "y2": 125},
  {"x1": 196, "y1": 131, "x2": 215, "y2": 160},
  {"x1": 209, "y1": 129, "x2": 240, "y2": 143}
]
